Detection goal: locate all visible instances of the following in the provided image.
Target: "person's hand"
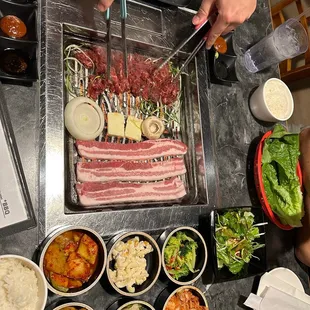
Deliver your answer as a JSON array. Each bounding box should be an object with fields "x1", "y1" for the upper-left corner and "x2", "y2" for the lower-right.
[
  {"x1": 97, "y1": 0, "x2": 114, "y2": 12},
  {"x1": 192, "y1": 0, "x2": 257, "y2": 49}
]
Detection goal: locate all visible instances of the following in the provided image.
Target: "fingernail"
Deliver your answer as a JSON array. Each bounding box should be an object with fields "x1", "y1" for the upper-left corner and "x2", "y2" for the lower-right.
[
  {"x1": 192, "y1": 15, "x2": 200, "y2": 25},
  {"x1": 98, "y1": 3, "x2": 106, "y2": 11},
  {"x1": 206, "y1": 43, "x2": 212, "y2": 50}
]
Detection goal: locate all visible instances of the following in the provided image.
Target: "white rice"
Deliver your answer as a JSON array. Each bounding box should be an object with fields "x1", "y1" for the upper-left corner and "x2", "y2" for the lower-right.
[
  {"x1": 264, "y1": 80, "x2": 291, "y2": 119},
  {"x1": 0, "y1": 258, "x2": 39, "y2": 310}
]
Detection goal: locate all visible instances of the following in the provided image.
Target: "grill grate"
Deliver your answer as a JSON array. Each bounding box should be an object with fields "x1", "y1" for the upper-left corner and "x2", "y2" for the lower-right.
[{"x1": 64, "y1": 42, "x2": 196, "y2": 210}]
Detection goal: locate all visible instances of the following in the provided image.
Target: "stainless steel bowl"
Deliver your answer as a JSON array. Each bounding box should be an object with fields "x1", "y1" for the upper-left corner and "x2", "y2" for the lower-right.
[
  {"x1": 107, "y1": 231, "x2": 161, "y2": 297},
  {"x1": 38, "y1": 225, "x2": 107, "y2": 296}
]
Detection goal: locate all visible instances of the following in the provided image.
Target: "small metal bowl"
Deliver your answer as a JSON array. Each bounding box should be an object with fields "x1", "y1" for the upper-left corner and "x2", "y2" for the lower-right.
[
  {"x1": 160, "y1": 226, "x2": 208, "y2": 285},
  {"x1": 107, "y1": 231, "x2": 161, "y2": 297},
  {"x1": 38, "y1": 225, "x2": 107, "y2": 297},
  {"x1": 107, "y1": 299, "x2": 155, "y2": 310},
  {"x1": 53, "y1": 302, "x2": 94, "y2": 310},
  {"x1": 156, "y1": 285, "x2": 209, "y2": 310}
]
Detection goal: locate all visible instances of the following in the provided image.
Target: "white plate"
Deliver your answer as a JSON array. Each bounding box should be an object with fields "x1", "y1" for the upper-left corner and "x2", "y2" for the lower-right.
[{"x1": 257, "y1": 267, "x2": 304, "y2": 296}]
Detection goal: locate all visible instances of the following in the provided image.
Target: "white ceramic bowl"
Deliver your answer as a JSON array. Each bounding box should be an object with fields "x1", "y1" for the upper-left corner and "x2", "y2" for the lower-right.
[
  {"x1": 38, "y1": 225, "x2": 107, "y2": 297},
  {"x1": 0, "y1": 254, "x2": 48, "y2": 310},
  {"x1": 161, "y1": 226, "x2": 208, "y2": 286},
  {"x1": 162, "y1": 286, "x2": 208, "y2": 309},
  {"x1": 53, "y1": 302, "x2": 94, "y2": 310},
  {"x1": 250, "y1": 78, "x2": 294, "y2": 122},
  {"x1": 117, "y1": 300, "x2": 155, "y2": 310}
]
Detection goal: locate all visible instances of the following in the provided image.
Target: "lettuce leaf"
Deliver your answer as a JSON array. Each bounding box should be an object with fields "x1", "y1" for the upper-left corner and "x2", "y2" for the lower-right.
[{"x1": 262, "y1": 124, "x2": 304, "y2": 227}]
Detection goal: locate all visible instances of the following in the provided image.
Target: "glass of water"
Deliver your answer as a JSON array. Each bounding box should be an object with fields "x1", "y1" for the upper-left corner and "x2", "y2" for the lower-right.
[{"x1": 244, "y1": 18, "x2": 309, "y2": 73}]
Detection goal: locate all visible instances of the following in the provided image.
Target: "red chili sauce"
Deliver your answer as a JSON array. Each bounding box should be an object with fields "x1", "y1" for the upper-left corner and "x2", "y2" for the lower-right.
[{"x1": 0, "y1": 15, "x2": 27, "y2": 38}]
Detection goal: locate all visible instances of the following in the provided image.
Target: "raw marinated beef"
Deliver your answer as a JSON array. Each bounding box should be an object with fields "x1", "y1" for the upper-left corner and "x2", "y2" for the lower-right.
[{"x1": 74, "y1": 45, "x2": 179, "y2": 105}]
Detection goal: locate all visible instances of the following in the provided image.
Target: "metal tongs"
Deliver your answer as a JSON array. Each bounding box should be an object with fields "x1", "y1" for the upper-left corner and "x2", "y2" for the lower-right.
[
  {"x1": 158, "y1": 19, "x2": 209, "y2": 78},
  {"x1": 105, "y1": 0, "x2": 128, "y2": 80}
]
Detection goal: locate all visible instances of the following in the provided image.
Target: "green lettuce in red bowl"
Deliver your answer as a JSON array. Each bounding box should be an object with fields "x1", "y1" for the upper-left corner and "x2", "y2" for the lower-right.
[{"x1": 254, "y1": 124, "x2": 304, "y2": 229}]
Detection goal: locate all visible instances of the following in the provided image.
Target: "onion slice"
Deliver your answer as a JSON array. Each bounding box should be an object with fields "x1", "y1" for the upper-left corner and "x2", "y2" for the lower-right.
[{"x1": 65, "y1": 97, "x2": 104, "y2": 140}]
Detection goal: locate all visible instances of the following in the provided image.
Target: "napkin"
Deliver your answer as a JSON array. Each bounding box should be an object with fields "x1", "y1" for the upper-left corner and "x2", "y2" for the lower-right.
[
  {"x1": 258, "y1": 272, "x2": 310, "y2": 304},
  {"x1": 244, "y1": 287, "x2": 310, "y2": 310}
]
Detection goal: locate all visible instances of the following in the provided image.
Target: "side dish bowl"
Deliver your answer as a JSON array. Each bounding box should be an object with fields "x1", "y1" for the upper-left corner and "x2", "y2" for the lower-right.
[
  {"x1": 159, "y1": 226, "x2": 208, "y2": 286},
  {"x1": 250, "y1": 78, "x2": 294, "y2": 122},
  {"x1": 106, "y1": 231, "x2": 161, "y2": 297},
  {"x1": 38, "y1": 225, "x2": 107, "y2": 296},
  {"x1": 159, "y1": 286, "x2": 208, "y2": 310},
  {"x1": 254, "y1": 130, "x2": 303, "y2": 230},
  {"x1": 209, "y1": 207, "x2": 267, "y2": 283},
  {"x1": 53, "y1": 302, "x2": 94, "y2": 310},
  {"x1": 0, "y1": 254, "x2": 47, "y2": 310},
  {"x1": 115, "y1": 300, "x2": 155, "y2": 310}
]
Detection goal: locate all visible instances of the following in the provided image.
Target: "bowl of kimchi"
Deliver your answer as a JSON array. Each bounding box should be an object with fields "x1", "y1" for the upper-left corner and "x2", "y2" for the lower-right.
[
  {"x1": 157, "y1": 286, "x2": 209, "y2": 310},
  {"x1": 38, "y1": 225, "x2": 107, "y2": 296}
]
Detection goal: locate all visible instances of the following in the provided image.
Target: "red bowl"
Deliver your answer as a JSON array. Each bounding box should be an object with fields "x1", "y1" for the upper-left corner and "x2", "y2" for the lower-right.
[{"x1": 254, "y1": 131, "x2": 303, "y2": 230}]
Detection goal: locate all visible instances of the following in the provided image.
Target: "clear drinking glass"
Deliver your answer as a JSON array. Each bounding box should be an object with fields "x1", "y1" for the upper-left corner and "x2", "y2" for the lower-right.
[{"x1": 244, "y1": 18, "x2": 309, "y2": 73}]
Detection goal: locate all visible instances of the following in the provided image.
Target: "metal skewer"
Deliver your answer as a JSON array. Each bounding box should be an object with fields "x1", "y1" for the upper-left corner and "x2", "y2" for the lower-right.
[
  {"x1": 158, "y1": 19, "x2": 209, "y2": 70},
  {"x1": 174, "y1": 37, "x2": 206, "y2": 79},
  {"x1": 256, "y1": 232, "x2": 266, "y2": 237},
  {"x1": 253, "y1": 222, "x2": 268, "y2": 227},
  {"x1": 106, "y1": 8, "x2": 112, "y2": 80},
  {"x1": 120, "y1": 0, "x2": 128, "y2": 77}
]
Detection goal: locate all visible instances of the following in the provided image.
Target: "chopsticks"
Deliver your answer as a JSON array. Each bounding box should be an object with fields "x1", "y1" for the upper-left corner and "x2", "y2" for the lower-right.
[
  {"x1": 105, "y1": 0, "x2": 128, "y2": 79},
  {"x1": 158, "y1": 19, "x2": 209, "y2": 71},
  {"x1": 174, "y1": 36, "x2": 206, "y2": 79},
  {"x1": 105, "y1": 8, "x2": 112, "y2": 80},
  {"x1": 120, "y1": 0, "x2": 128, "y2": 77}
]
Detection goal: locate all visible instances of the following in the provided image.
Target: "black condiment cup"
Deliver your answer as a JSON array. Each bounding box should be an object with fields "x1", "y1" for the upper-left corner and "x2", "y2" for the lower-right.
[
  {"x1": 213, "y1": 53, "x2": 238, "y2": 83},
  {"x1": 0, "y1": 0, "x2": 37, "y2": 42},
  {"x1": 0, "y1": 39, "x2": 37, "y2": 82},
  {"x1": 0, "y1": 48, "x2": 29, "y2": 75},
  {"x1": 212, "y1": 32, "x2": 235, "y2": 56}
]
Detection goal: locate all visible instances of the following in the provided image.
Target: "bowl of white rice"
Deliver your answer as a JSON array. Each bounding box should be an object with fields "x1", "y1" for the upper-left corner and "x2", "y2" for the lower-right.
[
  {"x1": 0, "y1": 255, "x2": 47, "y2": 310},
  {"x1": 250, "y1": 78, "x2": 294, "y2": 122}
]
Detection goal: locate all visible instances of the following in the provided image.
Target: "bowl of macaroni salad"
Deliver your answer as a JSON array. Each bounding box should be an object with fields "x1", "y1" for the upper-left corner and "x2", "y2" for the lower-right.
[{"x1": 107, "y1": 231, "x2": 161, "y2": 297}]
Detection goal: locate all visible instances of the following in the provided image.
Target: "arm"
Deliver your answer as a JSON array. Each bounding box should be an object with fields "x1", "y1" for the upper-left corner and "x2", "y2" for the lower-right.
[
  {"x1": 296, "y1": 128, "x2": 310, "y2": 266},
  {"x1": 192, "y1": 0, "x2": 257, "y2": 49}
]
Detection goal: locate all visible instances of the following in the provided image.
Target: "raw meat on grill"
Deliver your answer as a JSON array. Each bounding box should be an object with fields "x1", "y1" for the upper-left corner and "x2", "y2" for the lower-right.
[
  {"x1": 74, "y1": 45, "x2": 179, "y2": 105},
  {"x1": 88, "y1": 75, "x2": 106, "y2": 100},
  {"x1": 75, "y1": 49, "x2": 96, "y2": 69},
  {"x1": 76, "y1": 138, "x2": 188, "y2": 160},
  {"x1": 76, "y1": 176, "x2": 186, "y2": 206},
  {"x1": 77, "y1": 157, "x2": 186, "y2": 182}
]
